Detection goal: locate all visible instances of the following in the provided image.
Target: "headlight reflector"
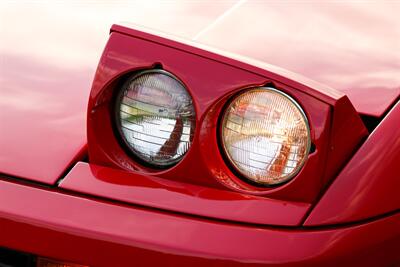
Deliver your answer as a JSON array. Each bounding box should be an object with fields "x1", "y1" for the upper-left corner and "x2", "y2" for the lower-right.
[
  {"x1": 117, "y1": 70, "x2": 195, "y2": 167},
  {"x1": 221, "y1": 87, "x2": 311, "y2": 186}
]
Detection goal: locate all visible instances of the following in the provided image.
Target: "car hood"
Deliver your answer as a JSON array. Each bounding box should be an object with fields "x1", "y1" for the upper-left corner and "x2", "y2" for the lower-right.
[
  {"x1": 1, "y1": 1, "x2": 399, "y2": 184},
  {"x1": 195, "y1": 1, "x2": 400, "y2": 117}
]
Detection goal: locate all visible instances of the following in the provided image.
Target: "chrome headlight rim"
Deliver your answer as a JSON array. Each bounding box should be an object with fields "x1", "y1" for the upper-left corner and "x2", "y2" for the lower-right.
[
  {"x1": 219, "y1": 86, "x2": 312, "y2": 187},
  {"x1": 114, "y1": 69, "x2": 196, "y2": 169}
]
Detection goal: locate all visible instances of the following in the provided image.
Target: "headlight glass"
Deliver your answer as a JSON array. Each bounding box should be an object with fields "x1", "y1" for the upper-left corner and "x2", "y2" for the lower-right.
[
  {"x1": 221, "y1": 87, "x2": 311, "y2": 186},
  {"x1": 117, "y1": 70, "x2": 195, "y2": 167}
]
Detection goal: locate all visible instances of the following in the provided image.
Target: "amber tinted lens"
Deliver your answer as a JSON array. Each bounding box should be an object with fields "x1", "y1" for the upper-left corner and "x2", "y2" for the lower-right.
[
  {"x1": 36, "y1": 257, "x2": 88, "y2": 267},
  {"x1": 222, "y1": 88, "x2": 310, "y2": 185},
  {"x1": 118, "y1": 70, "x2": 195, "y2": 167}
]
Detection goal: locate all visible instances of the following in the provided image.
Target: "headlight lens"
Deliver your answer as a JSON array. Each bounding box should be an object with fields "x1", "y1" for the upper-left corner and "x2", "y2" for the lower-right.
[
  {"x1": 221, "y1": 87, "x2": 311, "y2": 186},
  {"x1": 117, "y1": 70, "x2": 195, "y2": 167}
]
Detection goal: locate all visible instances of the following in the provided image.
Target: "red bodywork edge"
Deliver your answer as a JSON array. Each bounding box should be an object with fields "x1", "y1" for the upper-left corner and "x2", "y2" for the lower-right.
[
  {"x1": 305, "y1": 101, "x2": 400, "y2": 225},
  {"x1": 59, "y1": 162, "x2": 309, "y2": 226},
  {"x1": 0, "y1": 179, "x2": 399, "y2": 266}
]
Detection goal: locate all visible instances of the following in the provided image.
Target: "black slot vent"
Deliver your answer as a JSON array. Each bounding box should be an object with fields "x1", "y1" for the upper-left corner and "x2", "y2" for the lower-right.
[
  {"x1": 0, "y1": 247, "x2": 35, "y2": 267},
  {"x1": 360, "y1": 114, "x2": 381, "y2": 133}
]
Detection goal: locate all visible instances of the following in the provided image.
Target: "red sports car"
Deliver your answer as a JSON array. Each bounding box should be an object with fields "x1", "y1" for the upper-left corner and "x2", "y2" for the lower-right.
[{"x1": 1, "y1": 1, "x2": 399, "y2": 266}]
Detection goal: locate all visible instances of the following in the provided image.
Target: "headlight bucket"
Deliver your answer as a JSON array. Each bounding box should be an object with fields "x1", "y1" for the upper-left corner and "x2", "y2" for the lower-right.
[{"x1": 87, "y1": 26, "x2": 367, "y2": 203}]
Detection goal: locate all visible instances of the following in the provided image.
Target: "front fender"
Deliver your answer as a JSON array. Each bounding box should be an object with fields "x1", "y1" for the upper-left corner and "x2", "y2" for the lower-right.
[{"x1": 305, "y1": 101, "x2": 400, "y2": 226}]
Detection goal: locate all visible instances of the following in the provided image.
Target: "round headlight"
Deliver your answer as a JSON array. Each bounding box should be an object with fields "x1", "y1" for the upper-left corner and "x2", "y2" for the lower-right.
[
  {"x1": 116, "y1": 70, "x2": 195, "y2": 167},
  {"x1": 221, "y1": 87, "x2": 311, "y2": 186}
]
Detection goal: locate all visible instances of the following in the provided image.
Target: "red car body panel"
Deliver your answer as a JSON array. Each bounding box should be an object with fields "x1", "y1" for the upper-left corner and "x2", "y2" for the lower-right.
[
  {"x1": 305, "y1": 101, "x2": 400, "y2": 225},
  {"x1": 1, "y1": 178, "x2": 399, "y2": 267},
  {"x1": 60, "y1": 162, "x2": 310, "y2": 226},
  {"x1": 1, "y1": 2, "x2": 399, "y2": 266},
  {"x1": 1, "y1": 2, "x2": 399, "y2": 184},
  {"x1": 195, "y1": 2, "x2": 400, "y2": 118},
  {"x1": 0, "y1": 54, "x2": 89, "y2": 184}
]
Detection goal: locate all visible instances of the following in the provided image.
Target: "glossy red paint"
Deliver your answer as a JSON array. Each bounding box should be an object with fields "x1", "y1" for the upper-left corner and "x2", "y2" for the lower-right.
[
  {"x1": 340, "y1": 86, "x2": 400, "y2": 117},
  {"x1": 87, "y1": 25, "x2": 366, "y2": 203},
  {"x1": 0, "y1": 54, "x2": 90, "y2": 184},
  {"x1": 2, "y1": 2, "x2": 398, "y2": 185},
  {"x1": 0, "y1": 2, "x2": 233, "y2": 185},
  {"x1": 1, "y1": 178, "x2": 399, "y2": 266},
  {"x1": 195, "y1": 2, "x2": 400, "y2": 117},
  {"x1": 1, "y1": 2, "x2": 399, "y2": 265},
  {"x1": 59, "y1": 162, "x2": 309, "y2": 226},
  {"x1": 305, "y1": 101, "x2": 400, "y2": 226}
]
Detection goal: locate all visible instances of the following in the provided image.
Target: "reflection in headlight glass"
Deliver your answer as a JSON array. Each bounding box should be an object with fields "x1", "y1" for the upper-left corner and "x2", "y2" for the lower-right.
[
  {"x1": 221, "y1": 88, "x2": 311, "y2": 185},
  {"x1": 118, "y1": 70, "x2": 195, "y2": 167}
]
